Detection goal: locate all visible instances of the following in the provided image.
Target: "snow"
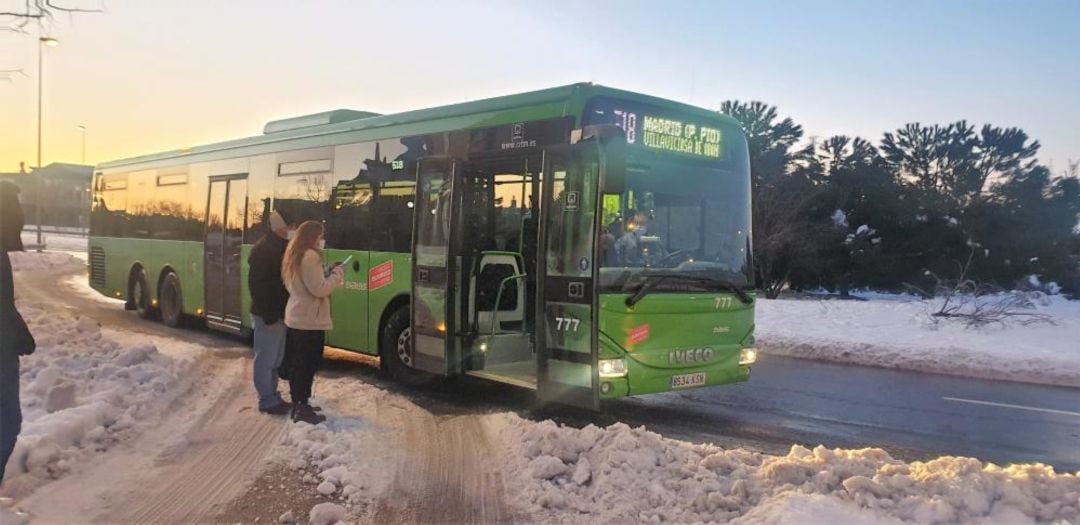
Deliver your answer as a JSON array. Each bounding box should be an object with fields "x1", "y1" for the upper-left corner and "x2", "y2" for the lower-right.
[
  {"x1": 18, "y1": 232, "x2": 87, "y2": 262},
  {"x1": 7, "y1": 251, "x2": 80, "y2": 272},
  {"x1": 1, "y1": 290, "x2": 198, "y2": 497},
  {"x1": 831, "y1": 209, "x2": 848, "y2": 227},
  {"x1": 490, "y1": 414, "x2": 1080, "y2": 524},
  {"x1": 267, "y1": 375, "x2": 1080, "y2": 524},
  {"x1": 5, "y1": 250, "x2": 1079, "y2": 524},
  {"x1": 308, "y1": 502, "x2": 347, "y2": 525},
  {"x1": 271, "y1": 375, "x2": 401, "y2": 514},
  {"x1": 756, "y1": 293, "x2": 1080, "y2": 388}
]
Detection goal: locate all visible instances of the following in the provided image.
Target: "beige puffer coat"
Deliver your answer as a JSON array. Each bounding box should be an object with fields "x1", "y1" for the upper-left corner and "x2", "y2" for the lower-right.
[{"x1": 284, "y1": 249, "x2": 343, "y2": 331}]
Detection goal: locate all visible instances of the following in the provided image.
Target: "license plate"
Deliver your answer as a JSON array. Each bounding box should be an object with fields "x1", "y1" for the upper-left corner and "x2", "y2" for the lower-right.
[{"x1": 671, "y1": 372, "x2": 706, "y2": 389}]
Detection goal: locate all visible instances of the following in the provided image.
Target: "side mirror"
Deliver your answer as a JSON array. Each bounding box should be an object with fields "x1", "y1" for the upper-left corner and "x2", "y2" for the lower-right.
[{"x1": 582, "y1": 124, "x2": 626, "y2": 195}]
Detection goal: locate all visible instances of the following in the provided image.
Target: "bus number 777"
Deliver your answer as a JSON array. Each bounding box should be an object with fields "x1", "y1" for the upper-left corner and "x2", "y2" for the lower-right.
[{"x1": 554, "y1": 316, "x2": 581, "y2": 332}]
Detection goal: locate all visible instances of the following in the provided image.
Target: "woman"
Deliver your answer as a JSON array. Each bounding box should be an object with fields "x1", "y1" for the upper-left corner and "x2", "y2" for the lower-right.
[
  {"x1": 1, "y1": 181, "x2": 35, "y2": 484},
  {"x1": 281, "y1": 220, "x2": 343, "y2": 424}
]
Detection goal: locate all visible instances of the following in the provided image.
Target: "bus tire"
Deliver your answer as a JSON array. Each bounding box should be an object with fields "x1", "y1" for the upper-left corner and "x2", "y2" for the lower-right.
[
  {"x1": 130, "y1": 270, "x2": 155, "y2": 320},
  {"x1": 159, "y1": 272, "x2": 184, "y2": 328},
  {"x1": 380, "y1": 306, "x2": 434, "y2": 386}
]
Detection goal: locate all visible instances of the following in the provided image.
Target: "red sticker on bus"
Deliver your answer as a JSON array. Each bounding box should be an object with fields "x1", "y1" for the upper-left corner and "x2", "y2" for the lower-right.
[
  {"x1": 369, "y1": 260, "x2": 394, "y2": 291},
  {"x1": 628, "y1": 324, "x2": 650, "y2": 347}
]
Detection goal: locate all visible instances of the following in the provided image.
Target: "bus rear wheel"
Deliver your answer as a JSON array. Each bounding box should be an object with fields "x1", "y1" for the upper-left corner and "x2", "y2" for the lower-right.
[
  {"x1": 130, "y1": 270, "x2": 155, "y2": 320},
  {"x1": 159, "y1": 273, "x2": 184, "y2": 328},
  {"x1": 380, "y1": 306, "x2": 434, "y2": 386}
]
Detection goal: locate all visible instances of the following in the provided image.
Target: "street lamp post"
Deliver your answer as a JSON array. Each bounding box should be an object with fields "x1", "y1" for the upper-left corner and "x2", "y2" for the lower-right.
[
  {"x1": 77, "y1": 124, "x2": 86, "y2": 164},
  {"x1": 36, "y1": 36, "x2": 59, "y2": 249}
]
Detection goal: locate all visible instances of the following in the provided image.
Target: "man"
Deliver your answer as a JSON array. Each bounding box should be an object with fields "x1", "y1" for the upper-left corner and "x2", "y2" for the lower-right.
[
  {"x1": 248, "y1": 211, "x2": 293, "y2": 415},
  {"x1": 614, "y1": 210, "x2": 649, "y2": 266},
  {"x1": 1, "y1": 181, "x2": 34, "y2": 483}
]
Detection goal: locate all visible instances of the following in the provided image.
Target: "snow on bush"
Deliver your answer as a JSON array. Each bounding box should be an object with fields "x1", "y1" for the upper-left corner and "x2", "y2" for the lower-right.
[
  {"x1": 492, "y1": 414, "x2": 1080, "y2": 524},
  {"x1": 756, "y1": 293, "x2": 1080, "y2": 388},
  {"x1": 1, "y1": 300, "x2": 193, "y2": 495}
]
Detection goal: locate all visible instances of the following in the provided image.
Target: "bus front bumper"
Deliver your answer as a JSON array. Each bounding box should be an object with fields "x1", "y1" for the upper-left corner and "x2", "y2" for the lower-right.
[{"x1": 599, "y1": 351, "x2": 753, "y2": 399}]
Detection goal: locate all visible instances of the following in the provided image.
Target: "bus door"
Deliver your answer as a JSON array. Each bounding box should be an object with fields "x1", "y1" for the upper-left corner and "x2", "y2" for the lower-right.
[
  {"x1": 204, "y1": 175, "x2": 248, "y2": 333},
  {"x1": 410, "y1": 157, "x2": 460, "y2": 375},
  {"x1": 537, "y1": 144, "x2": 602, "y2": 409}
]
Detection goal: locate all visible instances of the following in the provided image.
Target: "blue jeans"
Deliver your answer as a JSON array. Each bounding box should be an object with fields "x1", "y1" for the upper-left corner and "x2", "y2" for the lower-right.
[{"x1": 252, "y1": 315, "x2": 287, "y2": 410}]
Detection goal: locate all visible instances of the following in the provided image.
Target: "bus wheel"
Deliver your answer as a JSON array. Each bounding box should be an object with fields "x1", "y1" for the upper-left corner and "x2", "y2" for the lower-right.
[
  {"x1": 159, "y1": 273, "x2": 184, "y2": 328},
  {"x1": 380, "y1": 306, "x2": 433, "y2": 385},
  {"x1": 131, "y1": 270, "x2": 155, "y2": 320}
]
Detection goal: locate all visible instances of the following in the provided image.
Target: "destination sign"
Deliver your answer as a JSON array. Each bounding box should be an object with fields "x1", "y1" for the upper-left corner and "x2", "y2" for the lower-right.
[{"x1": 585, "y1": 97, "x2": 725, "y2": 161}]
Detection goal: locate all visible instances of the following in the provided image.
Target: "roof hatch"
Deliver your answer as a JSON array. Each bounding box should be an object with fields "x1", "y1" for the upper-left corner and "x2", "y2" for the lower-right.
[{"x1": 263, "y1": 109, "x2": 381, "y2": 134}]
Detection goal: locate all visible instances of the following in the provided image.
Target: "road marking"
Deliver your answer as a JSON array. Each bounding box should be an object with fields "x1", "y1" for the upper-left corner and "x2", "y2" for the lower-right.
[{"x1": 943, "y1": 397, "x2": 1080, "y2": 418}]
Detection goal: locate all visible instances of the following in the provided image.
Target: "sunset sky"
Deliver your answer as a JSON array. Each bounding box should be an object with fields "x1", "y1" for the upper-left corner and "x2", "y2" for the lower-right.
[{"x1": 1, "y1": 0, "x2": 1077, "y2": 173}]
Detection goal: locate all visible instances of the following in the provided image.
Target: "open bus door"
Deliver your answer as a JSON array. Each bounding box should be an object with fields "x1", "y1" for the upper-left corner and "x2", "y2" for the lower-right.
[
  {"x1": 410, "y1": 157, "x2": 460, "y2": 375},
  {"x1": 537, "y1": 127, "x2": 625, "y2": 409},
  {"x1": 537, "y1": 139, "x2": 602, "y2": 409}
]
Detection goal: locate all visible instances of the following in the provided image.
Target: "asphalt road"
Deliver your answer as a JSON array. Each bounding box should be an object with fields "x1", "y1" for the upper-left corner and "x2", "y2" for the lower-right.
[{"x1": 26, "y1": 263, "x2": 1080, "y2": 473}]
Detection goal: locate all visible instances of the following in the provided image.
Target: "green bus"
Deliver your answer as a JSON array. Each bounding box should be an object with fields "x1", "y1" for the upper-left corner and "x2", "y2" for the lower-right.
[{"x1": 88, "y1": 83, "x2": 756, "y2": 409}]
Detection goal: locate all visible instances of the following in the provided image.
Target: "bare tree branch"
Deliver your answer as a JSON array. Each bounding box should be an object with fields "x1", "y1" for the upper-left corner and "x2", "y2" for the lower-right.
[{"x1": 1, "y1": 0, "x2": 103, "y2": 31}]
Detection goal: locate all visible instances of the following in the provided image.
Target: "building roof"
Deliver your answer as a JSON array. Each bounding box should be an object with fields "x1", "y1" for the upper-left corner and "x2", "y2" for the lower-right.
[{"x1": 32, "y1": 163, "x2": 93, "y2": 180}]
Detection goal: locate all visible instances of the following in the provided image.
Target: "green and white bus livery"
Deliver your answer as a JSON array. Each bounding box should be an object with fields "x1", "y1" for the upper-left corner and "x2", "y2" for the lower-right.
[{"x1": 88, "y1": 83, "x2": 756, "y2": 409}]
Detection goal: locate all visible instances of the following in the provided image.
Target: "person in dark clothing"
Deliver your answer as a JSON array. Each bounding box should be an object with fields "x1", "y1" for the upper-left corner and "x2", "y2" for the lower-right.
[
  {"x1": 1, "y1": 181, "x2": 34, "y2": 484},
  {"x1": 248, "y1": 211, "x2": 294, "y2": 415}
]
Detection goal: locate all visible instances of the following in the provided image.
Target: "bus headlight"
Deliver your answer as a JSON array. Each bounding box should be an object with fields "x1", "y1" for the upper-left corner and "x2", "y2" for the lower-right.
[
  {"x1": 599, "y1": 358, "x2": 628, "y2": 378},
  {"x1": 739, "y1": 348, "x2": 757, "y2": 366}
]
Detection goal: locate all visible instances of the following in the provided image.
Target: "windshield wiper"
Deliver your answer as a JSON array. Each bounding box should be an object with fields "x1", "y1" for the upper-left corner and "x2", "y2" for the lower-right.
[
  {"x1": 624, "y1": 273, "x2": 754, "y2": 307},
  {"x1": 624, "y1": 274, "x2": 671, "y2": 307}
]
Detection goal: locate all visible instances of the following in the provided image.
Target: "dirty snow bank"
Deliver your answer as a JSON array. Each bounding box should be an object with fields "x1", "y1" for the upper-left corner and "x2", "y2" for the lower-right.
[
  {"x1": 0, "y1": 300, "x2": 197, "y2": 496},
  {"x1": 272, "y1": 376, "x2": 403, "y2": 520},
  {"x1": 492, "y1": 414, "x2": 1080, "y2": 524},
  {"x1": 756, "y1": 294, "x2": 1080, "y2": 388}
]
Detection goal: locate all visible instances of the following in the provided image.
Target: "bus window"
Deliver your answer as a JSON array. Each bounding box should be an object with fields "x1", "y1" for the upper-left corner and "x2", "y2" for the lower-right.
[
  {"x1": 327, "y1": 139, "x2": 415, "y2": 252},
  {"x1": 91, "y1": 173, "x2": 129, "y2": 237},
  {"x1": 273, "y1": 157, "x2": 331, "y2": 226}
]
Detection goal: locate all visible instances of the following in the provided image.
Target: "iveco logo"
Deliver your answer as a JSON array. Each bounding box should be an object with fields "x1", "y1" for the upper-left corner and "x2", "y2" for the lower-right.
[{"x1": 668, "y1": 347, "x2": 714, "y2": 364}]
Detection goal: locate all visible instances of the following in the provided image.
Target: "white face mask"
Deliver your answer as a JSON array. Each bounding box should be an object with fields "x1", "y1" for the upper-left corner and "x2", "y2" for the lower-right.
[{"x1": 317, "y1": 239, "x2": 326, "y2": 250}]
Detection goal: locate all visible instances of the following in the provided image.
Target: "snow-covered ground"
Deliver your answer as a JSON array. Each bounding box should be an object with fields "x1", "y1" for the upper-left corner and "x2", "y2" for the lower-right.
[
  {"x1": 271, "y1": 380, "x2": 1080, "y2": 524},
  {"x1": 494, "y1": 414, "x2": 1079, "y2": 524},
  {"x1": 756, "y1": 293, "x2": 1080, "y2": 388},
  {"x1": 18, "y1": 231, "x2": 87, "y2": 262},
  {"x1": 3, "y1": 251, "x2": 1079, "y2": 523},
  {"x1": 1, "y1": 256, "x2": 201, "y2": 503}
]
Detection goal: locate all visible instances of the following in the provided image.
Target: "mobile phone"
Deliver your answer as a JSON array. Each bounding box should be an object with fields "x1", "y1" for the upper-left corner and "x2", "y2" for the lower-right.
[{"x1": 333, "y1": 254, "x2": 353, "y2": 268}]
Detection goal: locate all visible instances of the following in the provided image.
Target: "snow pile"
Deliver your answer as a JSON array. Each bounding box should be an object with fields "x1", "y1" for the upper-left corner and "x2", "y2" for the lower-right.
[
  {"x1": 7, "y1": 251, "x2": 80, "y2": 271},
  {"x1": 493, "y1": 414, "x2": 1080, "y2": 524},
  {"x1": 274, "y1": 377, "x2": 402, "y2": 518},
  {"x1": 308, "y1": 502, "x2": 347, "y2": 525},
  {"x1": 1, "y1": 300, "x2": 195, "y2": 495},
  {"x1": 756, "y1": 293, "x2": 1080, "y2": 387}
]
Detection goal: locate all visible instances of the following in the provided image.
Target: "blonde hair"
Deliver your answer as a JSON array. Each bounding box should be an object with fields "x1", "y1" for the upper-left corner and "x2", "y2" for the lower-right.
[{"x1": 282, "y1": 220, "x2": 324, "y2": 283}]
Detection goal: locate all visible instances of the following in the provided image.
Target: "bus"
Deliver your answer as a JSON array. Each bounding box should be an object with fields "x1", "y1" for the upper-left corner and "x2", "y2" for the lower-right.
[{"x1": 88, "y1": 83, "x2": 756, "y2": 409}]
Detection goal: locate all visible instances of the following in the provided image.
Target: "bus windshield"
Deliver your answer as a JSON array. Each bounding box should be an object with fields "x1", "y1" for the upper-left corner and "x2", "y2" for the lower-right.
[{"x1": 598, "y1": 159, "x2": 752, "y2": 293}]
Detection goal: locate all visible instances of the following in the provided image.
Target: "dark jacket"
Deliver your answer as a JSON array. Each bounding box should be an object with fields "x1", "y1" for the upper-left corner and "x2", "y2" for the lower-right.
[
  {"x1": 1, "y1": 182, "x2": 33, "y2": 358},
  {"x1": 248, "y1": 232, "x2": 289, "y2": 325}
]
